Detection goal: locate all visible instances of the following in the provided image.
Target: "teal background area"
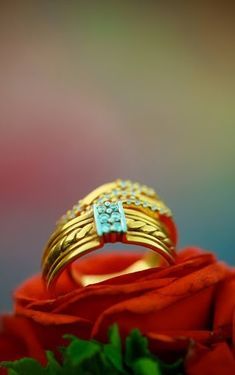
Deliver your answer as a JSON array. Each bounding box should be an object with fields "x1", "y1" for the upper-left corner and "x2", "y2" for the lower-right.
[{"x1": 0, "y1": 3, "x2": 234, "y2": 310}]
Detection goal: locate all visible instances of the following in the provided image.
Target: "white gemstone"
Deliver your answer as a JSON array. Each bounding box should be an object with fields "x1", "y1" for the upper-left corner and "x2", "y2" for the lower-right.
[{"x1": 151, "y1": 205, "x2": 158, "y2": 211}]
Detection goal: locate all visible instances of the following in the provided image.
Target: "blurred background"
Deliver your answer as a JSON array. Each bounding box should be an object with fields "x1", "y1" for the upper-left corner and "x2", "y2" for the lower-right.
[{"x1": 0, "y1": 2, "x2": 234, "y2": 310}]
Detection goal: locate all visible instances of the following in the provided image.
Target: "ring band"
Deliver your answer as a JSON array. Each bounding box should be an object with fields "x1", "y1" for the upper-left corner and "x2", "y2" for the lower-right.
[{"x1": 42, "y1": 180, "x2": 177, "y2": 289}]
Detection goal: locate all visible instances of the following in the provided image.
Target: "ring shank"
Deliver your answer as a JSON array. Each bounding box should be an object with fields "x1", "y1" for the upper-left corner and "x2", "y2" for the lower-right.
[{"x1": 42, "y1": 206, "x2": 176, "y2": 290}]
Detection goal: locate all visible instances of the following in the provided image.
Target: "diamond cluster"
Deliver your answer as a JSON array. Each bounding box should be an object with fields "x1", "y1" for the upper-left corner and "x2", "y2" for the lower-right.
[
  {"x1": 93, "y1": 201, "x2": 127, "y2": 237},
  {"x1": 58, "y1": 180, "x2": 171, "y2": 226}
]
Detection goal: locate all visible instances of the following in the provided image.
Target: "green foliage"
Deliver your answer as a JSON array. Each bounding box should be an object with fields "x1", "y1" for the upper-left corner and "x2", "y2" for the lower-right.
[{"x1": 1, "y1": 325, "x2": 184, "y2": 374}]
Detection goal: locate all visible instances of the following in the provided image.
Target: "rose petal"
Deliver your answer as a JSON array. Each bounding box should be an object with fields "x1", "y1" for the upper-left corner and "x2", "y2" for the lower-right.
[
  {"x1": 92, "y1": 286, "x2": 215, "y2": 341},
  {"x1": 14, "y1": 252, "x2": 142, "y2": 307},
  {"x1": 186, "y1": 342, "x2": 235, "y2": 374},
  {"x1": 177, "y1": 247, "x2": 215, "y2": 262},
  {"x1": 16, "y1": 278, "x2": 175, "y2": 322},
  {"x1": 15, "y1": 251, "x2": 217, "y2": 314},
  {"x1": 74, "y1": 252, "x2": 142, "y2": 275},
  {"x1": 92, "y1": 262, "x2": 229, "y2": 339},
  {"x1": 214, "y1": 275, "x2": 235, "y2": 329},
  {"x1": 3, "y1": 247, "x2": 233, "y2": 369},
  {"x1": 1, "y1": 315, "x2": 46, "y2": 364},
  {"x1": 146, "y1": 330, "x2": 212, "y2": 362}
]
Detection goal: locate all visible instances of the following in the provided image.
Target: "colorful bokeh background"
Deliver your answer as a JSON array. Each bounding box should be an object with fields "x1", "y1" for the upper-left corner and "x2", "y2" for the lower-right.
[{"x1": 1, "y1": 3, "x2": 235, "y2": 310}]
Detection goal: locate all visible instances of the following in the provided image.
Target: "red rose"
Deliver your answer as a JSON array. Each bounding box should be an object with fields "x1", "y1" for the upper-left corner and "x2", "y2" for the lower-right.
[{"x1": 1, "y1": 247, "x2": 235, "y2": 374}]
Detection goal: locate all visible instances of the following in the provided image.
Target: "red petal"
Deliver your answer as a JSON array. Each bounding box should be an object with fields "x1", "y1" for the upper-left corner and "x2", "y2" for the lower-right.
[
  {"x1": 186, "y1": 342, "x2": 235, "y2": 375},
  {"x1": 92, "y1": 262, "x2": 229, "y2": 340}
]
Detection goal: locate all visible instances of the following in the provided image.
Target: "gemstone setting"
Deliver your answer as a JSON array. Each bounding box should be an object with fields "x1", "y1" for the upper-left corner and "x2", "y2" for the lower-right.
[{"x1": 93, "y1": 200, "x2": 127, "y2": 237}]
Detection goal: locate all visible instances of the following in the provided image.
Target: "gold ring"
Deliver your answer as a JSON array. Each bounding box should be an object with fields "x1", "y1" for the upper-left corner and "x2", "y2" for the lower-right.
[{"x1": 42, "y1": 179, "x2": 177, "y2": 289}]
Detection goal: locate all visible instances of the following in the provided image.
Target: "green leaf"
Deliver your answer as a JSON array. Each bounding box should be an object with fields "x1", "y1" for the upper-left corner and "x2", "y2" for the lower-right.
[
  {"x1": 97, "y1": 351, "x2": 123, "y2": 375},
  {"x1": 125, "y1": 328, "x2": 150, "y2": 367},
  {"x1": 1, "y1": 358, "x2": 45, "y2": 374},
  {"x1": 103, "y1": 324, "x2": 126, "y2": 374},
  {"x1": 133, "y1": 358, "x2": 162, "y2": 375},
  {"x1": 1, "y1": 325, "x2": 185, "y2": 374},
  {"x1": 104, "y1": 344, "x2": 124, "y2": 373},
  {"x1": 108, "y1": 324, "x2": 122, "y2": 350},
  {"x1": 44, "y1": 351, "x2": 63, "y2": 374},
  {"x1": 8, "y1": 370, "x2": 19, "y2": 375},
  {"x1": 63, "y1": 335, "x2": 101, "y2": 367}
]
